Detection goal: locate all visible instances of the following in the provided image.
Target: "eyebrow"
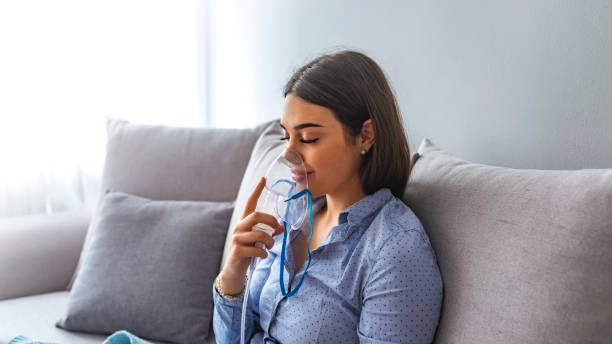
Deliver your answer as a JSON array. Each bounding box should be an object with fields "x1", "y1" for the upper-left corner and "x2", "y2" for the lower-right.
[{"x1": 279, "y1": 122, "x2": 324, "y2": 131}]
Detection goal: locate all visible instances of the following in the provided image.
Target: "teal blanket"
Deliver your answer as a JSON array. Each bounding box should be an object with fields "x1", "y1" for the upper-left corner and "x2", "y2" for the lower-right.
[{"x1": 8, "y1": 330, "x2": 153, "y2": 344}]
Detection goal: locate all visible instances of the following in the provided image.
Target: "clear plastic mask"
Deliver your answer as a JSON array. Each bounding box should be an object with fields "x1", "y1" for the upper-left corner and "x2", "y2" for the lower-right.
[{"x1": 256, "y1": 147, "x2": 310, "y2": 231}]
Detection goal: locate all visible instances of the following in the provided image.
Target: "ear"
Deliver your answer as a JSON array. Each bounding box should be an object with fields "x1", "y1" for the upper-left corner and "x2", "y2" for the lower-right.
[{"x1": 359, "y1": 119, "x2": 375, "y2": 150}]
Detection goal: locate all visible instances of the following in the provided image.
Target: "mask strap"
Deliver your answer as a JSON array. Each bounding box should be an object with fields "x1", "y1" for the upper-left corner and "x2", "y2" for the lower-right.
[
  {"x1": 272, "y1": 178, "x2": 295, "y2": 189},
  {"x1": 279, "y1": 189, "x2": 313, "y2": 297}
]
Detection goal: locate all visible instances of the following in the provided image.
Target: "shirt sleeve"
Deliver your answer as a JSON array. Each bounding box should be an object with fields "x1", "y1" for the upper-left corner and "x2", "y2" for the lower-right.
[
  {"x1": 212, "y1": 253, "x2": 275, "y2": 344},
  {"x1": 358, "y1": 227, "x2": 444, "y2": 344},
  {"x1": 212, "y1": 280, "x2": 259, "y2": 344}
]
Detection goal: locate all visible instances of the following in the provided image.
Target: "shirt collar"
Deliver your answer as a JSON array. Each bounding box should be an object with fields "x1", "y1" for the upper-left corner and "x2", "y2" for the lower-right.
[{"x1": 338, "y1": 187, "x2": 394, "y2": 226}]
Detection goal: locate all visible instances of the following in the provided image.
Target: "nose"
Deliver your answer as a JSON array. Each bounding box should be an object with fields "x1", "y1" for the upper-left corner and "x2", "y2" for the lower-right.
[{"x1": 283, "y1": 147, "x2": 303, "y2": 166}]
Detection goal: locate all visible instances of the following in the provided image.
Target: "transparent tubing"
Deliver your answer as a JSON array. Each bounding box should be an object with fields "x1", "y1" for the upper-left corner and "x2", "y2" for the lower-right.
[
  {"x1": 240, "y1": 224, "x2": 274, "y2": 344},
  {"x1": 239, "y1": 257, "x2": 255, "y2": 344}
]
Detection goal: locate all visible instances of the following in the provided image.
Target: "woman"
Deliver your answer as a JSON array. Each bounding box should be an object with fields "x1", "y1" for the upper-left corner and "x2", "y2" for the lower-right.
[{"x1": 213, "y1": 50, "x2": 443, "y2": 343}]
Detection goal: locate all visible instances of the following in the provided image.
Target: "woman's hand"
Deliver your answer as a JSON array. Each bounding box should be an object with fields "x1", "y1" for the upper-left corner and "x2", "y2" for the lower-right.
[{"x1": 218, "y1": 177, "x2": 285, "y2": 295}]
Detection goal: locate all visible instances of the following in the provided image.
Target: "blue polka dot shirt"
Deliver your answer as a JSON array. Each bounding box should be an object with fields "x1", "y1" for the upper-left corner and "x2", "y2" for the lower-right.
[{"x1": 213, "y1": 187, "x2": 443, "y2": 343}]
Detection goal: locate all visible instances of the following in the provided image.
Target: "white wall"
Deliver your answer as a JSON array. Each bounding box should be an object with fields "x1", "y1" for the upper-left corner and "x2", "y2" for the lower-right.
[
  {"x1": 207, "y1": 0, "x2": 612, "y2": 169},
  {"x1": 0, "y1": 0, "x2": 206, "y2": 217}
]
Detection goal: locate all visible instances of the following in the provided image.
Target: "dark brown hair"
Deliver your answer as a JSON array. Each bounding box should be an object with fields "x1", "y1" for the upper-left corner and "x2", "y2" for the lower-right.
[{"x1": 283, "y1": 49, "x2": 412, "y2": 198}]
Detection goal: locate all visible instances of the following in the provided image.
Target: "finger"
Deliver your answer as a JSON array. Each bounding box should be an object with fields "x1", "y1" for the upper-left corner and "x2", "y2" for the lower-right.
[
  {"x1": 273, "y1": 224, "x2": 286, "y2": 236},
  {"x1": 241, "y1": 177, "x2": 266, "y2": 220},
  {"x1": 250, "y1": 212, "x2": 284, "y2": 229},
  {"x1": 234, "y1": 230, "x2": 275, "y2": 249},
  {"x1": 235, "y1": 211, "x2": 283, "y2": 234},
  {"x1": 235, "y1": 245, "x2": 268, "y2": 259}
]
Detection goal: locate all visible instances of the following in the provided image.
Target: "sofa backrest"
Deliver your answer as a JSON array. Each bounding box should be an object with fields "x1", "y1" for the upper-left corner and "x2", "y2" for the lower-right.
[
  {"x1": 403, "y1": 138, "x2": 612, "y2": 343},
  {"x1": 67, "y1": 117, "x2": 275, "y2": 290}
]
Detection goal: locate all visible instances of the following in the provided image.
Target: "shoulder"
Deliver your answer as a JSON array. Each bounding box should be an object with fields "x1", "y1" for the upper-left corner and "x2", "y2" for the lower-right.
[
  {"x1": 364, "y1": 193, "x2": 437, "y2": 263},
  {"x1": 360, "y1": 194, "x2": 442, "y2": 290}
]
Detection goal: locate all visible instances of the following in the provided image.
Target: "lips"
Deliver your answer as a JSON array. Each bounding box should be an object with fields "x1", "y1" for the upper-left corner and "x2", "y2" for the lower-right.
[
  {"x1": 290, "y1": 170, "x2": 312, "y2": 182},
  {"x1": 290, "y1": 169, "x2": 312, "y2": 175}
]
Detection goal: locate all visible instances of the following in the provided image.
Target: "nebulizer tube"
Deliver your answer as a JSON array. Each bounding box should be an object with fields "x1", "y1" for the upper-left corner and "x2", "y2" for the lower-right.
[
  {"x1": 240, "y1": 147, "x2": 312, "y2": 344},
  {"x1": 240, "y1": 241, "x2": 267, "y2": 344}
]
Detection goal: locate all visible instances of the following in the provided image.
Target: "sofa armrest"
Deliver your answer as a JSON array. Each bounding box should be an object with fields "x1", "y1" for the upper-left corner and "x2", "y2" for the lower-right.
[{"x1": 0, "y1": 209, "x2": 90, "y2": 300}]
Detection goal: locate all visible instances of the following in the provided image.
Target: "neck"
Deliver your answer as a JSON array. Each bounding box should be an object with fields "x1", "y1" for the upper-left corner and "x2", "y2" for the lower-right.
[{"x1": 318, "y1": 174, "x2": 367, "y2": 227}]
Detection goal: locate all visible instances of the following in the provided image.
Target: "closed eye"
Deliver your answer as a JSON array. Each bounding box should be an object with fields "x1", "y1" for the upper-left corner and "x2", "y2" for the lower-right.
[{"x1": 279, "y1": 137, "x2": 319, "y2": 144}]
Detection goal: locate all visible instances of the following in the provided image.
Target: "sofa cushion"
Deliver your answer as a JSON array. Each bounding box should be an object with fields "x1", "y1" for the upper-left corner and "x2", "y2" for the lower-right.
[
  {"x1": 68, "y1": 118, "x2": 274, "y2": 291},
  {"x1": 402, "y1": 138, "x2": 612, "y2": 343},
  {"x1": 0, "y1": 291, "x2": 171, "y2": 344},
  {"x1": 56, "y1": 191, "x2": 233, "y2": 344}
]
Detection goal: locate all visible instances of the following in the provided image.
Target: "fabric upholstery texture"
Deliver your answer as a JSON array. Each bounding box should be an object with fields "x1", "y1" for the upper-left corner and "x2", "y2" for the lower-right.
[
  {"x1": 56, "y1": 191, "x2": 234, "y2": 344},
  {"x1": 0, "y1": 291, "x2": 177, "y2": 344},
  {"x1": 0, "y1": 210, "x2": 89, "y2": 301},
  {"x1": 402, "y1": 138, "x2": 612, "y2": 344},
  {"x1": 68, "y1": 117, "x2": 272, "y2": 290}
]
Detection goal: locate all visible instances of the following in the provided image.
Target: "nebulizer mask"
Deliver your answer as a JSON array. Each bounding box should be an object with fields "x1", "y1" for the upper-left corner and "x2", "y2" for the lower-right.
[{"x1": 240, "y1": 147, "x2": 315, "y2": 344}]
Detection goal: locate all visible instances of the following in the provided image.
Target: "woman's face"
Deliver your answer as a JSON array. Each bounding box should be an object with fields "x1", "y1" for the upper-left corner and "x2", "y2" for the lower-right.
[{"x1": 280, "y1": 94, "x2": 363, "y2": 199}]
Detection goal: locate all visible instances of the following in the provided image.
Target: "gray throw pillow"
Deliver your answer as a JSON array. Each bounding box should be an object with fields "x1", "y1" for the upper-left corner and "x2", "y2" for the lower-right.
[
  {"x1": 56, "y1": 190, "x2": 234, "y2": 344},
  {"x1": 402, "y1": 138, "x2": 612, "y2": 344}
]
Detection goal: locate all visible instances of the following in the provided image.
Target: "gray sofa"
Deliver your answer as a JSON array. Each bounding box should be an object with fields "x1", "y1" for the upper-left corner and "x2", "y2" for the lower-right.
[
  {"x1": 0, "y1": 118, "x2": 270, "y2": 344},
  {"x1": 1, "y1": 118, "x2": 611, "y2": 344}
]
